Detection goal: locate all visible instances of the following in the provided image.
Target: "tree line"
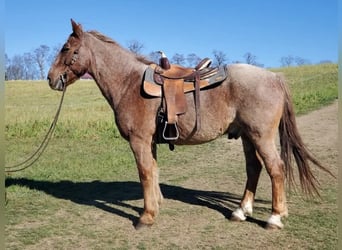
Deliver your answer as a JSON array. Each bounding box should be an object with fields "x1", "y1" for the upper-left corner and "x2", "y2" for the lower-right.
[
  {"x1": 5, "y1": 44, "x2": 60, "y2": 80},
  {"x1": 5, "y1": 40, "x2": 329, "y2": 81}
]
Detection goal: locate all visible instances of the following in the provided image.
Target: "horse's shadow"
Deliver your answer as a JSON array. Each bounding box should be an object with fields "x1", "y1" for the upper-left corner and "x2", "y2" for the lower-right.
[{"x1": 5, "y1": 177, "x2": 269, "y2": 228}]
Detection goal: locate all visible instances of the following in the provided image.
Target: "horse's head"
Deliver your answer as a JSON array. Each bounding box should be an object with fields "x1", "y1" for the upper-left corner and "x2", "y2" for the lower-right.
[{"x1": 47, "y1": 19, "x2": 90, "y2": 91}]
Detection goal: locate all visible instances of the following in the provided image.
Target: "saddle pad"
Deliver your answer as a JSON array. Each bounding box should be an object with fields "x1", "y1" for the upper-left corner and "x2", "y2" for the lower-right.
[{"x1": 143, "y1": 66, "x2": 227, "y2": 97}]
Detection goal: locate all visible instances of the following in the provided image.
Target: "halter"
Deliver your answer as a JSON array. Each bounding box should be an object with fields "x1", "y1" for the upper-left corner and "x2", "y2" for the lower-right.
[
  {"x1": 59, "y1": 49, "x2": 80, "y2": 87},
  {"x1": 69, "y1": 50, "x2": 79, "y2": 65}
]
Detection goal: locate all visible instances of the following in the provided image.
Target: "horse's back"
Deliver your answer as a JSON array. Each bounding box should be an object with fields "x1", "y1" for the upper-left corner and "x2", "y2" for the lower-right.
[{"x1": 227, "y1": 63, "x2": 284, "y2": 100}]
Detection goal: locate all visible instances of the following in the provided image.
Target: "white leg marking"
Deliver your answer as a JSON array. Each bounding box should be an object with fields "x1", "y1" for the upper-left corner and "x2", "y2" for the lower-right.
[
  {"x1": 242, "y1": 199, "x2": 253, "y2": 216},
  {"x1": 267, "y1": 214, "x2": 284, "y2": 229},
  {"x1": 232, "y1": 208, "x2": 247, "y2": 221}
]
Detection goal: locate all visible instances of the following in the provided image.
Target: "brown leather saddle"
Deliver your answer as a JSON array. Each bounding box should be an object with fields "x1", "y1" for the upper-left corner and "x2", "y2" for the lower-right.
[{"x1": 143, "y1": 57, "x2": 227, "y2": 142}]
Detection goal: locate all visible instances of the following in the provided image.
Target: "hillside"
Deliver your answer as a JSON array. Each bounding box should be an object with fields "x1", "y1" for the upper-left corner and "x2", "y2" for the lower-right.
[{"x1": 271, "y1": 63, "x2": 338, "y2": 114}]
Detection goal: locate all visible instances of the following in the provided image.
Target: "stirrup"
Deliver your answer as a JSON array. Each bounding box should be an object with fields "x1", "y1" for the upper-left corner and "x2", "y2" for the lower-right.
[{"x1": 162, "y1": 121, "x2": 179, "y2": 141}]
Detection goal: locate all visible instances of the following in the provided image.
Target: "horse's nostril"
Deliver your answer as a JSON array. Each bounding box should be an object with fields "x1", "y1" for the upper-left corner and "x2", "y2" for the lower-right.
[{"x1": 47, "y1": 76, "x2": 53, "y2": 86}]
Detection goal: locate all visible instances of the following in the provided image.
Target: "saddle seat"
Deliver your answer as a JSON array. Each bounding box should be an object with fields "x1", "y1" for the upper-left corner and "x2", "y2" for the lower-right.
[{"x1": 156, "y1": 58, "x2": 213, "y2": 79}]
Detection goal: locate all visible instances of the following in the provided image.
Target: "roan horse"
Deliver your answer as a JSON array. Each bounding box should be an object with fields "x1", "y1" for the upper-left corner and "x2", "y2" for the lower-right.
[{"x1": 47, "y1": 20, "x2": 333, "y2": 230}]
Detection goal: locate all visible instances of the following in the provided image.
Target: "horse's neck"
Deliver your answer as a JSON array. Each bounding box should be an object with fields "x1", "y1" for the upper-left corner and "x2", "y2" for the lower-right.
[{"x1": 86, "y1": 36, "x2": 147, "y2": 109}]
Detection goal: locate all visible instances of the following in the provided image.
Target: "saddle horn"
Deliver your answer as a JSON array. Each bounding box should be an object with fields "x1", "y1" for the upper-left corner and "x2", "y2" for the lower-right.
[{"x1": 158, "y1": 51, "x2": 170, "y2": 70}]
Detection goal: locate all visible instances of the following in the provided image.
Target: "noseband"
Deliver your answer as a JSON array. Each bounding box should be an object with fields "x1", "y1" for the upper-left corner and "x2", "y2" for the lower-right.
[{"x1": 59, "y1": 73, "x2": 67, "y2": 87}]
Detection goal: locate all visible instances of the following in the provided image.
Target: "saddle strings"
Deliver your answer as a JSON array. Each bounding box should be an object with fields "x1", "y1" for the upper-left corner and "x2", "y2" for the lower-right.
[{"x1": 5, "y1": 87, "x2": 67, "y2": 173}]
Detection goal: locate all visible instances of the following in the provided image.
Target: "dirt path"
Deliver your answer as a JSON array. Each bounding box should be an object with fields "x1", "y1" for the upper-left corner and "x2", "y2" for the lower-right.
[{"x1": 296, "y1": 101, "x2": 338, "y2": 173}]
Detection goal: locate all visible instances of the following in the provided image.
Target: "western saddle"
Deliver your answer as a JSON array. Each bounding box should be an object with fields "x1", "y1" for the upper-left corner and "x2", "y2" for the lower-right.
[{"x1": 143, "y1": 51, "x2": 227, "y2": 145}]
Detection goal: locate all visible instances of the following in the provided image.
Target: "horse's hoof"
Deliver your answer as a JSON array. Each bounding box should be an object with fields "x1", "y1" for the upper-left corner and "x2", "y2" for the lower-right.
[
  {"x1": 230, "y1": 215, "x2": 244, "y2": 222},
  {"x1": 230, "y1": 208, "x2": 247, "y2": 222},
  {"x1": 265, "y1": 214, "x2": 284, "y2": 230},
  {"x1": 135, "y1": 221, "x2": 153, "y2": 230},
  {"x1": 265, "y1": 223, "x2": 282, "y2": 230}
]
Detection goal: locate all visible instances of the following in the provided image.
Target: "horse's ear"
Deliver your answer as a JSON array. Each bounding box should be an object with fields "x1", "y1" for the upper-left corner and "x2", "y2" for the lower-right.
[{"x1": 71, "y1": 19, "x2": 83, "y2": 39}]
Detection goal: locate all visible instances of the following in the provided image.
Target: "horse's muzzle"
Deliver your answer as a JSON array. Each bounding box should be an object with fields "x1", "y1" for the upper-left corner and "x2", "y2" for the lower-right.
[{"x1": 47, "y1": 74, "x2": 65, "y2": 91}]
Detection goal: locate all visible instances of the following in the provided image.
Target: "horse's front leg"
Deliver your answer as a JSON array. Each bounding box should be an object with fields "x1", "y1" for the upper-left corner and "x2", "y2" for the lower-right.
[{"x1": 129, "y1": 136, "x2": 163, "y2": 228}]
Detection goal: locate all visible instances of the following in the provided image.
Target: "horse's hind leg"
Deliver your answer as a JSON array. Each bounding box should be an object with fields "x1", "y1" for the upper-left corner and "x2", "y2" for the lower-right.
[
  {"x1": 255, "y1": 137, "x2": 288, "y2": 229},
  {"x1": 231, "y1": 135, "x2": 262, "y2": 222}
]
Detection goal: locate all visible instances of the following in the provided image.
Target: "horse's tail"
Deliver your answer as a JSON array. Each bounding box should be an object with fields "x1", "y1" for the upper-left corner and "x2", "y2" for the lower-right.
[{"x1": 277, "y1": 74, "x2": 335, "y2": 196}]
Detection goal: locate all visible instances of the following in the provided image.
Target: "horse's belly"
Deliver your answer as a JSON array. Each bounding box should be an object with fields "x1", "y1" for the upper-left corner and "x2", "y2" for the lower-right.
[
  {"x1": 175, "y1": 113, "x2": 232, "y2": 145},
  {"x1": 176, "y1": 130, "x2": 225, "y2": 145}
]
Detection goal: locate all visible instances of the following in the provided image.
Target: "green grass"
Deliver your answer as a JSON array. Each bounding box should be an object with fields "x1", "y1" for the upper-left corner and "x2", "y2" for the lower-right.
[
  {"x1": 5, "y1": 64, "x2": 338, "y2": 249},
  {"x1": 272, "y1": 63, "x2": 338, "y2": 114},
  {"x1": 5, "y1": 80, "x2": 118, "y2": 140}
]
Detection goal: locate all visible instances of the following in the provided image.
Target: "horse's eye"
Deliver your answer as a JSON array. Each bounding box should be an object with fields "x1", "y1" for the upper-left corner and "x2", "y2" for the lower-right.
[{"x1": 61, "y1": 46, "x2": 70, "y2": 52}]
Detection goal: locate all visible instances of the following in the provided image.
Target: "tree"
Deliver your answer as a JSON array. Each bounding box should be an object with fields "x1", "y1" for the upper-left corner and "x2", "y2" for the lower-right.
[
  {"x1": 186, "y1": 53, "x2": 201, "y2": 67},
  {"x1": 33, "y1": 45, "x2": 50, "y2": 79},
  {"x1": 9, "y1": 55, "x2": 26, "y2": 80},
  {"x1": 243, "y1": 52, "x2": 264, "y2": 67},
  {"x1": 171, "y1": 53, "x2": 185, "y2": 65},
  {"x1": 127, "y1": 40, "x2": 144, "y2": 55},
  {"x1": 48, "y1": 44, "x2": 62, "y2": 66},
  {"x1": 147, "y1": 51, "x2": 160, "y2": 64},
  {"x1": 244, "y1": 52, "x2": 256, "y2": 65},
  {"x1": 280, "y1": 55, "x2": 294, "y2": 67},
  {"x1": 6, "y1": 53, "x2": 38, "y2": 80},
  {"x1": 23, "y1": 52, "x2": 38, "y2": 80},
  {"x1": 5, "y1": 53, "x2": 10, "y2": 80},
  {"x1": 318, "y1": 60, "x2": 334, "y2": 64},
  {"x1": 294, "y1": 56, "x2": 311, "y2": 66},
  {"x1": 212, "y1": 50, "x2": 227, "y2": 66}
]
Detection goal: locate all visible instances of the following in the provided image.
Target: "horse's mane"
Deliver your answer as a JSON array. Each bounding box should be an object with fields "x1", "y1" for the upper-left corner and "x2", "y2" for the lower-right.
[
  {"x1": 87, "y1": 30, "x2": 153, "y2": 65},
  {"x1": 87, "y1": 30, "x2": 119, "y2": 45},
  {"x1": 136, "y1": 55, "x2": 154, "y2": 65}
]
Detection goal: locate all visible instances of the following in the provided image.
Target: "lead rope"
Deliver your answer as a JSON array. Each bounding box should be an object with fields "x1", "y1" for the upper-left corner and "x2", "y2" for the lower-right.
[{"x1": 5, "y1": 86, "x2": 66, "y2": 173}]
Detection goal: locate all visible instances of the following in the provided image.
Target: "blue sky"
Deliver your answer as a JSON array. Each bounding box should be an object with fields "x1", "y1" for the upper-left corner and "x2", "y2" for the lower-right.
[{"x1": 5, "y1": 0, "x2": 337, "y2": 67}]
